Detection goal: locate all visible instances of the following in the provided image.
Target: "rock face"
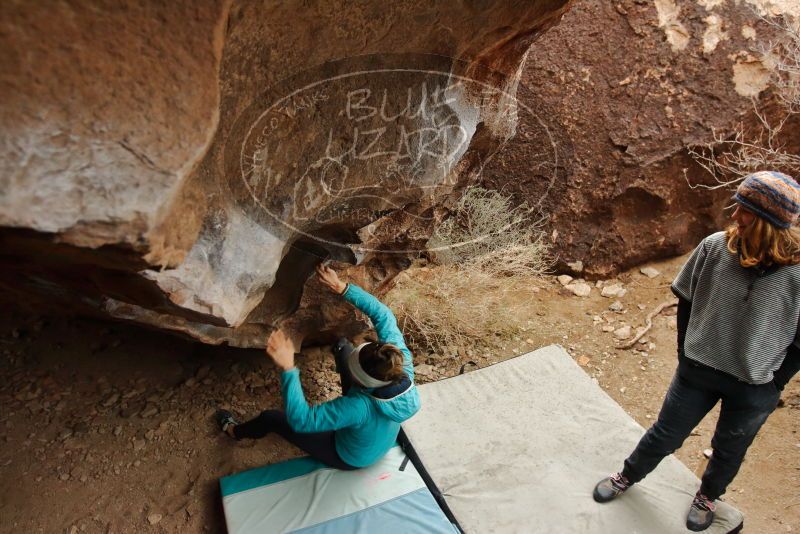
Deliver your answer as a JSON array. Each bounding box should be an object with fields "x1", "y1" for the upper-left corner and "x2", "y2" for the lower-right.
[
  {"x1": 0, "y1": 1, "x2": 572, "y2": 346},
  {"x1": 481, "y1": 0, "x2": 798, "y2": 277}
]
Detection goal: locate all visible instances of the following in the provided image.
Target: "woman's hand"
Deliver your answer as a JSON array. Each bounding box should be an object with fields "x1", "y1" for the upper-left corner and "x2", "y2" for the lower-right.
[
  {"x1": 316, "y1": 264, "x2": 347, "y2": 294},
  {"x1": 266, "y1": 329, "x2": 296, "y2": 371}
]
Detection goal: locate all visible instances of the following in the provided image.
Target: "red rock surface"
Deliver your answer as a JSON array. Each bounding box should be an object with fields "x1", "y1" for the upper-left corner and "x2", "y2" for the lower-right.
[{"x1": 482, "y1": 0, "x2": 793, "y2": 277}]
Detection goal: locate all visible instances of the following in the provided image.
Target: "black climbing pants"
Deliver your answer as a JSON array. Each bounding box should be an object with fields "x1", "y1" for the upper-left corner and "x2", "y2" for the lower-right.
[
  {"x1": 621, "y1": 356, "x2": 780, "y2": 501},
  {"x1": 332, "y1": 337, "x2": 356, "y2": 395},
  {"x1": 232, "y1": 337, "x2": 358, "y2": 471},
  {"x1": 233, "y1": 410, "x2": 356, "y2": 470},
  {"x1": 774, "y1": 343, "x2": 800, "y2": 392}
]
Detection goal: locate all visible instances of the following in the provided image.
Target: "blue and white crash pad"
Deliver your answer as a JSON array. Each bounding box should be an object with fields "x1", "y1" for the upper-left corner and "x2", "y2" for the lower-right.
[
  {"x1": 220, "y1": 444, "x2": 459, "y2": 533},
  {"x1": 221, "y1": 345, "x2": 745, "y2": 533}
]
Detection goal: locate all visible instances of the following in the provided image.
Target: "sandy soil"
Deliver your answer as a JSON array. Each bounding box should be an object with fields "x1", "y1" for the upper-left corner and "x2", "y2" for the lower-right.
[{"x1": 0, "y1": 253, "x2": 797, "y2": 533}]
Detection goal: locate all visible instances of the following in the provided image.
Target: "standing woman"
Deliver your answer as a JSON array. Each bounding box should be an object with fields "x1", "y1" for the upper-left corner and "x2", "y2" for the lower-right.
[
  {"x1": 593, "y1": 171, "x2": 800, "y2": 531},
  {"x1": 216, "y1": 264, "x2": 420, "y2": 470}
]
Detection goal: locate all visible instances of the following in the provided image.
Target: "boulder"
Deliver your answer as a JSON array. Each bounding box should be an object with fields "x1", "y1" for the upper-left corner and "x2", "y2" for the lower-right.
[
  {"x1": 0, "y1": 1, "x2": 572, "y2": 346},
  {"x1": 480, "y1": 0, "x2": 797, "y2": 277}
]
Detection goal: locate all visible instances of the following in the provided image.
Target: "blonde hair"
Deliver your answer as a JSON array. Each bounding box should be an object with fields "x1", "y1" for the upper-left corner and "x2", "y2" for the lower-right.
[
  {"x1": 726, "y1": 217, "x2": 800, "y2": 267},
  {"x1": 360, "y1": 343, "x2": 406, "y2": 382}
]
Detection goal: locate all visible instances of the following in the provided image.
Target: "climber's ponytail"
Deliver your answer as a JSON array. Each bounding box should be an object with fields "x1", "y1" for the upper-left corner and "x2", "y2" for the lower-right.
[{"x1": 360, "y1": 343, "x2": 406, "y2": 383}]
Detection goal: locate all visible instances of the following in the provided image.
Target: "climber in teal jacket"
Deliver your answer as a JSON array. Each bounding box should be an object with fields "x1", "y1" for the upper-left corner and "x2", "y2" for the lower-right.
[{"x1": 215, "y1": 263, "x2": 420, "y2": 470}]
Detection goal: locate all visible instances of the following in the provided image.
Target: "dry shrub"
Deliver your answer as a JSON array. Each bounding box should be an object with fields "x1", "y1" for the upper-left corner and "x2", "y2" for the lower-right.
[
  {"x1": 384, "y1": 187, "x2": 552, "y2": 353},
  {"x1": 688, "y1": 108, "x2": 800, "y2": 188},
  {"x1": 426, "y1": 186, "x2": 550, "y2": 274}
]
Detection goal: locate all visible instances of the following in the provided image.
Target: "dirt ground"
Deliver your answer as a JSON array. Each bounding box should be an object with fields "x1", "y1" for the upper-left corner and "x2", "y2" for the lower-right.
[{"x1": 0, "y1": 253, "x2": 798, "y2": 533}]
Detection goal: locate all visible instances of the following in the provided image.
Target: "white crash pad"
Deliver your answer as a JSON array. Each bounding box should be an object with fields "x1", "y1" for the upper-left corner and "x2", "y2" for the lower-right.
[{"x1": 402, "y1": 345, "x2": 744, "y2": 534}]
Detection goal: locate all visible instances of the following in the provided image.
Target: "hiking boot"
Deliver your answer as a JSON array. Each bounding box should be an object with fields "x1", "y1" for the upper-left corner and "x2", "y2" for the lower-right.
[
  {"x1": 686, "y1": 492, "x2": 716, "y2": 531},
  {"x1": 215, "y1": 409, "x2": 240, "y2": 439},
  {"x1": 593, "y1": 473, "x2": 632, "y2": 503}
]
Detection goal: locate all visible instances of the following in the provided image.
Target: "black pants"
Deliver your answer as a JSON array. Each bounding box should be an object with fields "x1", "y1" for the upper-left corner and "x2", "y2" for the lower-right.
[
  {"x1": 774, "y1": 346, "x2": 800, "y2": 392},
  {"x1": 232, "y1": 338, "x2": 358, "y2": 470},
  {"x1": 621, "y1": 357, "x2": 780, "y2": 500},
  {"x1": 332, "y1": 337, "x2": 355, "y2": 395}
]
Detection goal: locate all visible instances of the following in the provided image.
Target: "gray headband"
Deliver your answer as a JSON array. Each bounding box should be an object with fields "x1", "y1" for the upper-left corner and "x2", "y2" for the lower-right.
[{"x1": 347, "y1": 342, "x2": 392, "y2": 388}]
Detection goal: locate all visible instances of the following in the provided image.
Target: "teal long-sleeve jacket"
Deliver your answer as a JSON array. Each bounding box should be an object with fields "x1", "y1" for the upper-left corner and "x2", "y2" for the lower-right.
[{"x1": 280, "y1": 283, "x2": 420, "y2": 467}]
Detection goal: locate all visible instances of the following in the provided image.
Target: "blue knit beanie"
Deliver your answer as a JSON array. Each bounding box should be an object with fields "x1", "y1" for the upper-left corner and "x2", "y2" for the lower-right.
[{"x1": 734, "y1": 171, "x2": 800, "y2": 229}]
